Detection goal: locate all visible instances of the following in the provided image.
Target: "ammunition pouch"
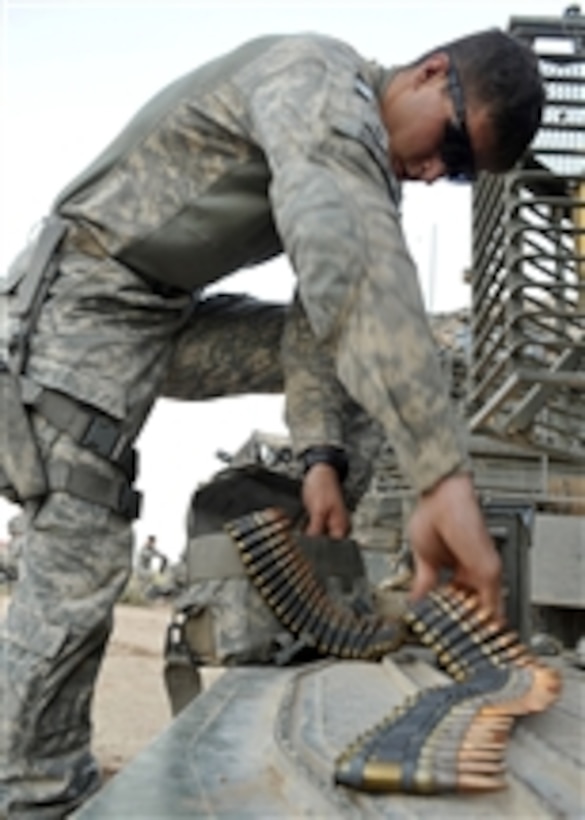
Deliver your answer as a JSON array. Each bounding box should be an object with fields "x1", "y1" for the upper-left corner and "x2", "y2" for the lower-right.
[
  {"x1": 167, "y1": 465, "x2": 373, "y2": 669},
  {"x1": 3, "y1": 215, "x2": 68, "y2": 374},
  {"x1": 0, "y1": 374, "x2": 141, "y2": 518},
  {"x1": 0, "y1": 362, "x2": 48, "y2": 502},
  {"x1": 0, "y1": 216, "x2": 68, "y2": 504},
  {"x1": 21, "y1": 379, "x2": 138, "y2": 469},
  {"x1": 47, "y1": 461, "x2": 141, "y2": 520}
]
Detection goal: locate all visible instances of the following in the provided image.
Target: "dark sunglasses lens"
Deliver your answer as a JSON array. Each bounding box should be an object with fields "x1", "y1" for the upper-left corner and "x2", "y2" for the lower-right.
[{"x1": 441, "y1": 122, "x2": 476, "y2": 182}]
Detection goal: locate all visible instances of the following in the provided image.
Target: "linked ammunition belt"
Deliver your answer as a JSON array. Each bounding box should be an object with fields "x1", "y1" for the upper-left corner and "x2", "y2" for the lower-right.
[
  {"x1": 225, "y1": 507, "x2": 562, "y2": 797},
  {"x1": 335, "y1": 586, "x2": 561, "y2": 794},
  {"x1": 225, "y1": 507, "x2": 406, "y2": 659}
]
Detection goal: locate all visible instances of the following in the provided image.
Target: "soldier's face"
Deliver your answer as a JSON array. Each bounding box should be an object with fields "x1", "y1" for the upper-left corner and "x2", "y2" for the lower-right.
[{"x1": 384, "y1": 53, "x2": 495, "y2": 185}]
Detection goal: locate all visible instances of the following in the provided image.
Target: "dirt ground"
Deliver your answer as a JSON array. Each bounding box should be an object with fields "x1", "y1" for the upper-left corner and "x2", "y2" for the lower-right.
[
  {"x1": 93, "y1": 602, "x2": 174, "y2": 776},
  {"x1": 0, "y1": 594, "x2": 175, "y2": 778}
]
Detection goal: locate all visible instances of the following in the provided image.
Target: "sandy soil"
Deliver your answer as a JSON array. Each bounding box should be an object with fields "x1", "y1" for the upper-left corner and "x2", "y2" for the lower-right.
[
  {"x1": 0, "y1": 594, "x2": 174, "y2": 778},
  {"x1": 93, "y1": 602, "x2": 173, "y2": 776}
]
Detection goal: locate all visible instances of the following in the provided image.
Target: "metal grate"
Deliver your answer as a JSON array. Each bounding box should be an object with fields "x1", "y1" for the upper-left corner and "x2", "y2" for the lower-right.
[{"x1": 468, "y1": 10, "x2": 585, "y2": 461}]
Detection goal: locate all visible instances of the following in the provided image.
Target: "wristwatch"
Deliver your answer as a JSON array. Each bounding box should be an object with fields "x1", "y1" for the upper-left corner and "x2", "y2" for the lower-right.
[{"x1": 300, "y1": 445, "x2": 349, "y2": 483}]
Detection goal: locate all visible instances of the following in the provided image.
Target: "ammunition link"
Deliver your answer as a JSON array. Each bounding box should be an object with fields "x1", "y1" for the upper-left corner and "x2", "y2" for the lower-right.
[
  {"x1": 225, "y1": 507, "x2": 407, "y2": 661},
  {"x1": 224, "y1": 508, "x2": 563, "y2": 797}
]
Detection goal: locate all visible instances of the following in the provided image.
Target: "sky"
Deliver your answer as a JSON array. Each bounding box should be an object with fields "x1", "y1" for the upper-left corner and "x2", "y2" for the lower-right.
[{"x1": 0, "y1": 0, "x2": 567, "y2": 558}]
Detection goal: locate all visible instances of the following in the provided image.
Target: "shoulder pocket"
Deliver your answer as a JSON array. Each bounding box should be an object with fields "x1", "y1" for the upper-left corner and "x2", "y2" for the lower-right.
[{"x1": 327, "y1": 74, "x2": 400, "y2": 205}]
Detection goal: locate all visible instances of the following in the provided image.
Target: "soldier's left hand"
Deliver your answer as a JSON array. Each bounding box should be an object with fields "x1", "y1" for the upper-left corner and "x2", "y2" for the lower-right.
[
  {"x1": 302, "y1": 463, "x2": 351, "y2": 538},
  {"x1": 407, "y1": 472, "x2": 504, "y2": 619}
]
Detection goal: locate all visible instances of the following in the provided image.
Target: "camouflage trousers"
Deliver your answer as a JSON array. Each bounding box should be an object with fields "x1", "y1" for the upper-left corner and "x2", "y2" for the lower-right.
[{"x1": 0, "y1": 250, "x2": 384, "y2": 817}]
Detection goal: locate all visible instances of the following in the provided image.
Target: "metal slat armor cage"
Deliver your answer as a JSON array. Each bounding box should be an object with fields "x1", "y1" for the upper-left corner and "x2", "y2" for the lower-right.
[{"x1": 469, "y1": 9, "x2": 585, "y2": 461}]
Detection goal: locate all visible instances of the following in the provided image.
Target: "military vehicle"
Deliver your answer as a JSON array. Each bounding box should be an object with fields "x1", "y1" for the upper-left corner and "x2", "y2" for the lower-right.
[{"x1": 75, "y1": 10, "x2": 584, "y2": 818}]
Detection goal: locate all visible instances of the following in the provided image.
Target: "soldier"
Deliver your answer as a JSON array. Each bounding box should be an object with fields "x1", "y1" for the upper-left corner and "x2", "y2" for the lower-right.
[
  {"x1": 0, "y1": 28, "x2": 543, "y2": 816},
  {"x1": 136, "y1": 535, "x2": 168, "y2": 575}
]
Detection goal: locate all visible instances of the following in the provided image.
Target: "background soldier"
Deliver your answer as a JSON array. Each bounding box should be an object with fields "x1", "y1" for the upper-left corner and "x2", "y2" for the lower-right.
[
  {"x1": 0, "y1": 28, "x2": 543, "y2": 816},
  {"x1": 136, "y1": 535, "x2": 168, "y2": 575}
]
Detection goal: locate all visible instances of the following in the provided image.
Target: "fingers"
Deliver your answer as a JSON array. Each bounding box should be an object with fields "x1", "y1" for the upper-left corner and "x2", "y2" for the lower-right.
[
  {"x1": 471, "y1": 571, "x2": 505, "y2": 623},
  {"x1": 306, "y1": 508, "x2": 327, "y2": 537},
  {"x1": 407, "y1": 474, "x2": 506, "y2": 621},
  {"x1": 408, "y1": 546, "x2": 503, "y2": 621},
  {"x1": 306, "y1": 505, "x2": 350, "y2": 538},
  {"x1": 328, "y1": 509, "x2": 350, "y2": 538},
  {"x1": 451, "y1": 559, "x2": 504, "y2": 622},
  {"x1": 483, "y1": 589, "x2": 505, "y2": 624},
  {"x1": 302, "y1": 462, "x2": 350, "y2": 538},
  {"x1": 409, "y1": 558, "x2": 439, "y2": 601}
]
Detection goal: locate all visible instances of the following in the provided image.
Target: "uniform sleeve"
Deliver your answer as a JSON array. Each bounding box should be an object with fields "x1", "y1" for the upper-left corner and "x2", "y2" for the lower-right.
[
  {"x1": 282, "y1": 291, "x2": 387, "y2": 510},
  {"x1": 281, "y1": 291, "x2": 346, "y2": 453},
  {"x1": 236, "y1": 42, "x2": 470, "y2": 493}
]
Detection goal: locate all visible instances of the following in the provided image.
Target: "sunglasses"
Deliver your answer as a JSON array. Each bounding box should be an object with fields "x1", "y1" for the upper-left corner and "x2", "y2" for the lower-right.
[{"x1": 441, "y1": 60, "x2": 476, "y2": 182}]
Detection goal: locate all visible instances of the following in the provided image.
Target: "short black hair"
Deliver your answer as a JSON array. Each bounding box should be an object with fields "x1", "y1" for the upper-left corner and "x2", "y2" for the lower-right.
[{"x1": 422, "y1": 29, "x2": 545, "y2": 171}]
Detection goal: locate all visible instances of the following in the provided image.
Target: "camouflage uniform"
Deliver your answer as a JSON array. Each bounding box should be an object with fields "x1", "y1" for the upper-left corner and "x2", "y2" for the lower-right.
[{"x1": 0, "y1": 34, "x2": 468, "y2": 816}]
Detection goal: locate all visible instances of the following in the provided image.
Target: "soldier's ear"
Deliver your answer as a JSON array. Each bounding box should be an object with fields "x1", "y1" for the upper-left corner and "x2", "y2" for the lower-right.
[{"x1": 413, "y1": 51, "x2": 449, "y2": 88}]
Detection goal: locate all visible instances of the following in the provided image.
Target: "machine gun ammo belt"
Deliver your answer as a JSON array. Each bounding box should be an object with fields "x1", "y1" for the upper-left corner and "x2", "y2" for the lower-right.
[
  {"x1": 225, "y1": 507, "x2": 406, "y2": 660},
  {"x1": 225, "y1": 507, "x2": 563, "y2": 797},
  {"x1": 337, "y1": 587, "x2": 562, "y2": 795}
]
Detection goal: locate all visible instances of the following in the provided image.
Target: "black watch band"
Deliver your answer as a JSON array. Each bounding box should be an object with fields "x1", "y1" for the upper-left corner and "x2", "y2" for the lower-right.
[{"x1": 300, "y1": 445, "x2": 349, "y2": 483}]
